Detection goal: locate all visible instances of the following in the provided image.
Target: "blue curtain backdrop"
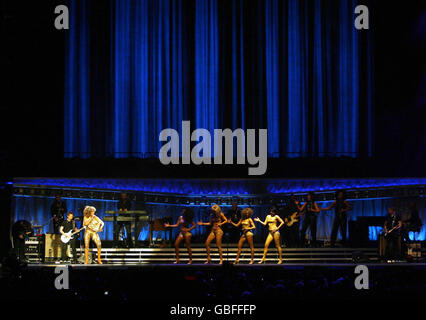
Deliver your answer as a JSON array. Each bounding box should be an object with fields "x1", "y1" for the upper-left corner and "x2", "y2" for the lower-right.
[
  {"x1": 13, "y1": 195, "x2": 425, "y2": 241},
  {"x1": 64, "y1": 0, "x2": 373, "y2": 158}
]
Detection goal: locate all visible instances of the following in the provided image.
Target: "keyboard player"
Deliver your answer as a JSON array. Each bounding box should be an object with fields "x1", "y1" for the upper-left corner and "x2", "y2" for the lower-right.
[{"x1": 114, "y1": 192, "x2": 133, "y2": 248}]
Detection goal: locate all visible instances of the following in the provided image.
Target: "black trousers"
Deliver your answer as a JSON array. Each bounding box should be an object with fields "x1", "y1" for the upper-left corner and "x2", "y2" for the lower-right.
[
  {"x1": 300, "y1": 215, "x2": 317, "y2": 247},
  {"x1": 283, "y1": 223, "x2": 299, "y2": 247},
  {"x1": 14, "y1": 237, "x2": 26, "y2": 262},
  {"x1": 384, "y1": 234, "x2": 401, "y2": 260},
  {"x1": 114, "y1": 222, "x2": 133, "y2": 247},
  {"x1": 223, "y1": 225, "x2": 240, "y2": 243},
  {"x1": 330, "y1": 214, "x2": 347, "y2": 246},
  {"x1": 61, "y1": 238, "x2": 77, "y2": 261},
  {"x1": 289, "y1": 223, "x2": 300, "y2": 247}
]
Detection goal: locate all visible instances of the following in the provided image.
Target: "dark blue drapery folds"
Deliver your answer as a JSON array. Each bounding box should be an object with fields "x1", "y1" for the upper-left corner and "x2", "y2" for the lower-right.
[{"x1": 64, "y1": 0, "x2": 373, "y2": 158}]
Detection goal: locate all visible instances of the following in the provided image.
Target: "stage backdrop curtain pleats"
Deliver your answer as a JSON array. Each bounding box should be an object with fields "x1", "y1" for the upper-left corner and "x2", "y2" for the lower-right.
[{"x1": 64, "y1": 0, "x2": 373, "y2": 158}]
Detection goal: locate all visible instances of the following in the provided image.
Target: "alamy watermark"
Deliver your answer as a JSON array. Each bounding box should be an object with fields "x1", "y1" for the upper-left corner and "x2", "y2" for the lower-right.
[
  {"x1": 54, "y1": 266, "x2": 69, "y2": 290},
  {"x1": 354, "y1": 265, "x2": 369, "y2": 290},
  {"x1": 158, "y1": 121, "x2": 268, "y2": 176}
]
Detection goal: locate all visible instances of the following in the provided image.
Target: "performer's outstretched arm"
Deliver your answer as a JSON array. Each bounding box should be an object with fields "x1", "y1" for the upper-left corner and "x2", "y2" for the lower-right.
[
  {"x1": 321, "y1": 201, "x2": 336, "y2": 211},
  {"x1": 254, "y1": 217, "x2": 267, "y2": 226},
  {"x1": 197, "y1": 221, "x2": 211, "y2": 226},
  {"x1": 165, "y1": 217, "x2": 181, "y2": 228},
  {"x1": 229, "y1": 219, "x2": 241, "y2": 227}
]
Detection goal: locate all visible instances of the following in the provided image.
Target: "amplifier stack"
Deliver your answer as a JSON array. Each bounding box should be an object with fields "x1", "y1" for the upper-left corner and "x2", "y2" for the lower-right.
[{"x1": 25, "y1": 235, "x2": 45, "y2": 262}]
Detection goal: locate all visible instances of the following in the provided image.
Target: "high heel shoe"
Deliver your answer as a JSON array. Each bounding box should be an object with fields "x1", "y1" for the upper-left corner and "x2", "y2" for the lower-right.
[{"x1": 258, "y1": 259, "x2": 265, "y2": 264}]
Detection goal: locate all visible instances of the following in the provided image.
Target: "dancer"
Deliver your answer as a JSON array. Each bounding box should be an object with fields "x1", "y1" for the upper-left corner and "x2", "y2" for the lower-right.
[
  {"x1": 164, "y1": 208, "x2": 196, "y2": 264},
  {"x1": 197, "y1": 204, "x2": 228, "y2": 264},
  {"x1": 254, "y1": 207, "x2": 284, "y2": 264},
  {"x1": 229, "y1": 207, "x2": 256, "y2": 264},
  {"x1": 83, "y1": 206, "x2": 104, "y2": 264}
]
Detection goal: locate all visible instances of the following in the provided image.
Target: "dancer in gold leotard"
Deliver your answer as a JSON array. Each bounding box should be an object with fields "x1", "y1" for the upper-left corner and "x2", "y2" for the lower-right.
[
  {"x1": 83, "y1": 206, "x2": 104, "y2": 264},
  {"x1": 197, "y1": 204, "x2": 228, "y2": 264},
  {"x1": 165, "y1": 208, "x2": 196, "y2": 264},
  {"x1": 229, "y1": 207, "x2": 256, "y2": 264},
  {"x1": 254, "y1": 207, "x2": 284, "y2": 264}
]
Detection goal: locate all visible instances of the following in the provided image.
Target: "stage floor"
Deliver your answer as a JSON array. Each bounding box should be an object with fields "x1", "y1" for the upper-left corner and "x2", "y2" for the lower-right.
[
  {"x1": 26, "y1": 262, "x2": 426, "y2": 269},
  {"x1": 29, "y1": 246, "x2": 425, "y2": 265}
]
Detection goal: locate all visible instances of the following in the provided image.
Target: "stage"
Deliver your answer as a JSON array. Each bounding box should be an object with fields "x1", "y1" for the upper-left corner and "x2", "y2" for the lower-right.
[{"x1": 26, "y1": 246, "x2": 408, "y2": 264}]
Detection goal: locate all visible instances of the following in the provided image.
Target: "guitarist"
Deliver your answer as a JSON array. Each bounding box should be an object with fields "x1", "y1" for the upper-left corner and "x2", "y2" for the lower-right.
[
  {"x1": 298, "y1": 192, "x2": 321, "y2": 247},
  {"x1": 401, "y1": 202, "x2": 422, "y2": 243},
  {"x1": 59, "y1": 212, "x2": 78, "y2": 263},
  {"x1": 283, "y1": 195, "x2": 301, "y2": 247},
  {"x1": 383, "y1": 207, "x2": 402, "y2": 261}
]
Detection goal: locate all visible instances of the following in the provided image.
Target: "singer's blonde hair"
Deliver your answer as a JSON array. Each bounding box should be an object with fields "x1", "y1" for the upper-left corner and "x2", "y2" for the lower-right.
[
  {"x1": 83, "y1": 206, "x2": 96, "y2": 217},
  {"x1": 211, "y1": 204, "x2": 222, "y2": 214}
]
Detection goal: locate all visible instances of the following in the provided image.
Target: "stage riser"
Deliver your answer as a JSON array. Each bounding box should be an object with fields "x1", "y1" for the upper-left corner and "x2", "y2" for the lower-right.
[
  {"x1": 26, "y1": 248, "x2": 422, "y2": 264},
  {"x1": 40, "y1": 248, "x2": 380, "y2": 264}
]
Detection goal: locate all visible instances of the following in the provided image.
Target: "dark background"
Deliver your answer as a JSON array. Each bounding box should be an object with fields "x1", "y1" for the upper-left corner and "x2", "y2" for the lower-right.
[{"x1": 1, "y1": 0, "x2": 425, "y2": 180}]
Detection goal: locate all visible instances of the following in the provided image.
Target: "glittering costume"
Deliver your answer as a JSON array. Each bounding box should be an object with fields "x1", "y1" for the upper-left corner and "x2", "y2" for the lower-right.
[
  {"x1": 209, "y1": 213, "x2": 224, "y2": 238},
  {"x1": 233, "y1": 213, "x2": 255, "y2": 264},
  {"x1": 258, "y1": 214, "x2": 283, "y2": 264},
  {"x1": 203, "y1": 205, "x2": 226, "y2": 264},
  {"x1": 83, "y1": 207, "x2": 104, "y2": 264},
  {"x1": 241, "y1": 219, "x2": 254, "y2": 237},
  {"x1": 179, "y1": 218, "x2": 192, "y2": 238},
  {"x1": 171, "y1": 215, "x2": 195, "y2": 264}
]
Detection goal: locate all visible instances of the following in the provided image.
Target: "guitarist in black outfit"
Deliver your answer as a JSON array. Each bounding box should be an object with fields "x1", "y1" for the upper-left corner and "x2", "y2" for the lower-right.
[
  {"x1": 282, "y1": 195, "x2": 300, "y2": 247},
  {"x1": 59, "y1": 212, "x2": 79, "y2": 263},
  {"x1": 383, "y1": 207, "x2": 402, "y2": 261},
  {"x1": 298, "y1": 192, "x2": 321, "y2": 247},
  {"x1": 401, "y1": 202, "x2": 423, "y2": 242}
]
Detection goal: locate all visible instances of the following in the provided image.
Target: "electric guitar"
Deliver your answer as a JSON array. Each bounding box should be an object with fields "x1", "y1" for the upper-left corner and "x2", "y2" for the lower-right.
[
  {"x1": 384, "y1": 225, "x2": 400, "y2": 237},
  {"x1": 61, "y1": 227, "x2": 86, "y2": 244},
  {"x1": 284, "y1": 212, "x2": 302, "y2": 227}
]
